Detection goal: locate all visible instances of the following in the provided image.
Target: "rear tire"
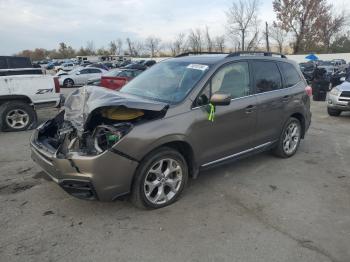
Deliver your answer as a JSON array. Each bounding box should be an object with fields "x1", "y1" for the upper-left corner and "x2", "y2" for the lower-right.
[
  {"x1": 273, "y1": 117, "x2": 302, "y2": 158},
  {"x1": 63, "y1": 78, "x2": 74, "y2": 88},
  {"x1": 0, "y1": 101, "x2": 37, "y2": 132},
  {"x1": 327, "y1": 107, "x2": 341, "y2": 116},
  {"x1": 131, "y1": 147, "x2": 188, "y2": 209}
]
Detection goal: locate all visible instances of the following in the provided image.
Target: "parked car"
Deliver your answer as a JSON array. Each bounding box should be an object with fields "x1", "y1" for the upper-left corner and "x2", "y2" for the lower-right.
[
  {"x1": 102, "y1": 62, "x2": 116, "y2": 69},
  {"x1": 55, "y1": 62, "x2": 76, "y2": 72},
  {"x1": 142, "y1": 60, "x2": 156, "y2": 67},
  {"x1": 87, "y1": 63, "x2": 109, "y2": 71},
  {"x1": 59, "y1": 67, "x2": 107, "y2": 87},
  {"x1": 80, "y1": 61, "x2": 93, "y2": 67},
  {"x1": 100, "y1": 69, "x2": 144, "y2": 90},
  {"x1": 87, "y1": 77, "x2": 101, "y2": 86},
  {"x1": 0, "y1": 57, "x2": 61, "y2": 131},
  {"x1": 327, "y1": 76, "x2": 350, "y2": 116},
  {"x1": 30, "y1": 52, "x2": 311, "y2": 208},
  {"x1": 122, "y1": 63, "x2": 147, "y2": 70},
  {"x1": 117, "y1": 60, "x2": 131, "y2": 68}
]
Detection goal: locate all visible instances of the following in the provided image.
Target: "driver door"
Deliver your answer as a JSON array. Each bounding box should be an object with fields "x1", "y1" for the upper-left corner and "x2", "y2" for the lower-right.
[{"x1": 190, "y1": 61, "x2": 258, "y2": 166}]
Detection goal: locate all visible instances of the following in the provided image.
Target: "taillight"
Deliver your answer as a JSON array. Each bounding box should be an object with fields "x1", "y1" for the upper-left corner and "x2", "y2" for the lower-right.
[
  {"x1": 54, "y1": 77, "x2": 60, "y2": 93},
  {"x1": 305, "y1": 85, "x2": 312, "y2": 97}
]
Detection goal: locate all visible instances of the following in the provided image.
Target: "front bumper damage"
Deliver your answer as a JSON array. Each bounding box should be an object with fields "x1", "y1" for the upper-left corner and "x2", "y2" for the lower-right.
[
  {"x1": 31, "y1": 128, "x2": 139, "y2": 200},
  {"x1": 30, "y1": 86, "x2": 168, "y2": 201}
]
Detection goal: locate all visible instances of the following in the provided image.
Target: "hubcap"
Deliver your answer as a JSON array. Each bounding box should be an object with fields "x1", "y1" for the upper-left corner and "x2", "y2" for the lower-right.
[
  {"x1": 283, "y1": 122, "x2": 300, "y2": 155},
  {"x1": 144, "y1": 158, "x2": 183, "y2": 205},
  {"x1": 5, "y1": 109, "x2": 29, "y2": 129},
  {"x1": 66, "y1": 79, "x2": 73, "y2": 87}
]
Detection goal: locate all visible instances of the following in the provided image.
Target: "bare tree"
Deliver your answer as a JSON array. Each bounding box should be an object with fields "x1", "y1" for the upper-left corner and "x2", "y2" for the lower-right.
[
  {"x1": 116, "y1": 38, "x2": 123, "y2": 55},
  {"x1": 134, "y1": 41, "x2": 145, "y2": 57},
  {"x1": 109, "y1": 41, "x2": 117, "y2": 55},
  {"x1": 170, "y1": 33, "x2": 186, "y2": 56},
  {"x1": 205, "y1": 26, "x2": 213, "y2": 52},
  {"x1": 188, "y1": 28, "x2": 203, "y2": 52},
  {"x1": 85, "y1": 41, "x2": 95, "y2": 55},
  {"x1": 269, "y1": 23, "x2": 287, "y2": 53},
  {"x1": 214, "y1": 36, "x2": 226, "y2": 52},
  {"x1": 145, "y1": 36, "x2": 161, "y2": 57},
  {"x1": 126, "y1": 38, "x2": 134, "y2": 56},
  {"x1": 226, "y1": 0, "x2": 260, "y2": 51},
  {"x1": 318, "y1": 9, "x2": 346, "y2": 52},
  {"x1": 273, "y1": 0, "x2": 329, "y2": 54}
]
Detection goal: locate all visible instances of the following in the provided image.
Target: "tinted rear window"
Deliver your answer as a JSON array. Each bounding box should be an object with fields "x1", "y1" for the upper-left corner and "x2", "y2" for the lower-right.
[
  {"x1": 279, "y1": 62, "x2": 301, "y2": 88},
  {"x1": 8, "y1": 57, "x2": 32, "y2": 68},
  {"x1": 252, "y1": 61, "x2": 282, "y2": 93},
  {"x1": 0, "y1": 69, "x2": 42, "y2": 76},
  {"x1": 0, "y1": 58, "x2": 7, "y2": 69}
]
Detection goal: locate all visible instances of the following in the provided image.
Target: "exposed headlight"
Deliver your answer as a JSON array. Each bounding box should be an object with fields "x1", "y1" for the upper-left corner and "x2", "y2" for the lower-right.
[
  {"x1": 93, "y1": 123, "x2": 133, "y2": 153},
  {"x1": 330, "y1": 88, "x2": 341, "y2": 96}
]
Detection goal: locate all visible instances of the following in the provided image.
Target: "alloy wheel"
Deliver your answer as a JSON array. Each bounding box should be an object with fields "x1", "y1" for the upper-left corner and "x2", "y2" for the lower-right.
[
  {"x1": 283, "y1": 122, "x2": 300, "y2": 155},
  {"x1": 144, "y1": 158, "x2": 183, "y2": 205},
  {"x1": 5, "y1": 109, "x2": 29, "y2": 129}
]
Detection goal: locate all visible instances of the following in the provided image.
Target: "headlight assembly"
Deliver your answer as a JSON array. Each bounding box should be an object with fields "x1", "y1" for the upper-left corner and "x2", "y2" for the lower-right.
[
  {"x1": 93, "y1": 123, "x2": 133, "y2": 153},
  {"x1": 330, "y1": 88, "x2": 341, "y2": 96}
]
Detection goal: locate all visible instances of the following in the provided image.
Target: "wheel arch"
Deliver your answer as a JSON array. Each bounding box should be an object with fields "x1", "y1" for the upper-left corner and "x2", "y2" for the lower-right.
[
  {"x1": 137, "y1": 136, "x2": 198, "y2": 179},
  {"x1": 0, "y1": 95, "x2": 33, "y2": 107},
  {"x1": 290, "y1": 112, "x2": 306, "y2": 138}
]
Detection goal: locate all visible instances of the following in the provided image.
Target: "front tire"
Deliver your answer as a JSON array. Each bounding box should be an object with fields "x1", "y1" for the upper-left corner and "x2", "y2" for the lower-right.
[
  {"x1": 0, "y1": 101, "x2": 37, "y2": 131},
  {"x1": 273, "y1": 117, "x2": 302, "y2": 158},
  {"x1": 327, "y1": 107, "x2": 341, "y2": 116},
  {"x1": 131, "y1": 147, "x2": 188, "y2": 209}
]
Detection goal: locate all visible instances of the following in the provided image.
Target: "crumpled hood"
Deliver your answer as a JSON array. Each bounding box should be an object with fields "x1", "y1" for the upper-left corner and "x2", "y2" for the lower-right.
[{"x1": 64, "y1": 85, "x2": 168, "y2": 132}]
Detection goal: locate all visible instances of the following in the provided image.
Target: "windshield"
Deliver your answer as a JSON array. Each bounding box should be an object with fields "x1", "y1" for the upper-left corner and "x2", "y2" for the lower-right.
[{"x1": 120, "y1": 61, "x2": 210, "y2": 103}]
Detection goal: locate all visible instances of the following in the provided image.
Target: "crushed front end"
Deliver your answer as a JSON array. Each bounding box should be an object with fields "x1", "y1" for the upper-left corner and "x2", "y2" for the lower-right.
[{"x1": 30, "y1": 86, "x2": 168, "y2": 201}]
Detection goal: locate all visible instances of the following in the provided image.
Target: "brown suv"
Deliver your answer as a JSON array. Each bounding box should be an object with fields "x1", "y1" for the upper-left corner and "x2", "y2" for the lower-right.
[{"x1": 30, "y1": 52, "x2": 312, "y2": 209}]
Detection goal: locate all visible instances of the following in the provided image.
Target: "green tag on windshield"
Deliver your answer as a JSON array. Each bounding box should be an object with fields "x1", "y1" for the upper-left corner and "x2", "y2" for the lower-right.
[{"x1": 207, "y1": 103, "x2": 215, "y2": 122}]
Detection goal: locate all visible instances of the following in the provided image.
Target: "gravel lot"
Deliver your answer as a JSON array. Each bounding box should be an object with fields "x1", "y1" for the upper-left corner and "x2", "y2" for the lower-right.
[{"x1": 0, "y1": 88, "x2": 349, "y2": 262}]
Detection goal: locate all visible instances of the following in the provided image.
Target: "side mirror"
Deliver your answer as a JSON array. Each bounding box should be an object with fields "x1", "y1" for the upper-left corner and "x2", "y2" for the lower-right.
[
  {"x1": 340, "y1": 77, "x2": 346, "y2": 82},
  {"x1": 210, "y1": 92, "x2": 231, "y2": 106}
]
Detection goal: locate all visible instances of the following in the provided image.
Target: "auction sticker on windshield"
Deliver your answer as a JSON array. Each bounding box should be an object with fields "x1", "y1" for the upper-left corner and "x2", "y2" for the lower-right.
[{"x1": 187, "y1": 64, "x2": 209, "y2": 71}]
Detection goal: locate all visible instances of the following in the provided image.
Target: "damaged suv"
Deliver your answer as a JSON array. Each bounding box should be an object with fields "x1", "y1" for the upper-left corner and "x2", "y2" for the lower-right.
[{"x1": 31, "y1": 52, "x2": 311, "y2": 209}]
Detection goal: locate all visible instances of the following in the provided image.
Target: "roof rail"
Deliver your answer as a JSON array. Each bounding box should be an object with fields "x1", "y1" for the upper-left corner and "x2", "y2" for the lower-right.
[
  {"x1": 226, "y1": 51, "x2": 287, "y2": 58},
  {"x1": 175, "y1": 52, "x2": 229, "y2": 57}
]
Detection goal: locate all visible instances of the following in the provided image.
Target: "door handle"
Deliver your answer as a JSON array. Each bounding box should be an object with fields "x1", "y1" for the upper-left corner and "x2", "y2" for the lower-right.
[{"x1": 245, "y1": 105, "x2": 256, "y2": 114}]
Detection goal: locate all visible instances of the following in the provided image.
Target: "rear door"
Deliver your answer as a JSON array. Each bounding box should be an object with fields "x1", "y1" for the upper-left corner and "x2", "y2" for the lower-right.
[
  {"x1": 75, "y1": 68, "x2": 90, "y2": 85},
  {"x1": 250, "y1": 60, "x2": 288, "y2": 146},
  {"x1": 190, "y1": 61, "x2": 258, "y2": 165}
]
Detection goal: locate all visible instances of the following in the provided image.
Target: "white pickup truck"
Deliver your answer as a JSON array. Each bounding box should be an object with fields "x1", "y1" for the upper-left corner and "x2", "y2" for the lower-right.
[{"x1": 0, "y1": 56, "x2": 62, "y2": 131}]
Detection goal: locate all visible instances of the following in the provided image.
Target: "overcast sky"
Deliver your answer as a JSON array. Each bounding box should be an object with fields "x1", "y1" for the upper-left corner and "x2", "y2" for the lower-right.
[{"x1": 0, "y1": 0, "x2": 348, "y2": 55}]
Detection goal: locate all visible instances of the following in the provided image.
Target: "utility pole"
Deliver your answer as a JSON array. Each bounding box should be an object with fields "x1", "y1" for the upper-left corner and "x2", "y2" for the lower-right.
[{"x1": 265, "y1": 22, "x2": 270, "y2": 52}]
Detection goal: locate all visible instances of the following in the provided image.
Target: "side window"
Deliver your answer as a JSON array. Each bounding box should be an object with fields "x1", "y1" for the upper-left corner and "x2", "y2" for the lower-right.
[
  {"x1": 80, "y1": 69, "x2": 90, "y2": 74},
  {"x1": 252, "y1": 61, "x2": 282, "y2": 93},
  {"x1": 89, "y1": 69, "x2": 101, "y2": 74},
  {"x1": 211, "y1": 62, "x2": 250, "y2": 98},
  {"x1": 279, "y1": 62, "x2": 301, "y2": 88}
]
